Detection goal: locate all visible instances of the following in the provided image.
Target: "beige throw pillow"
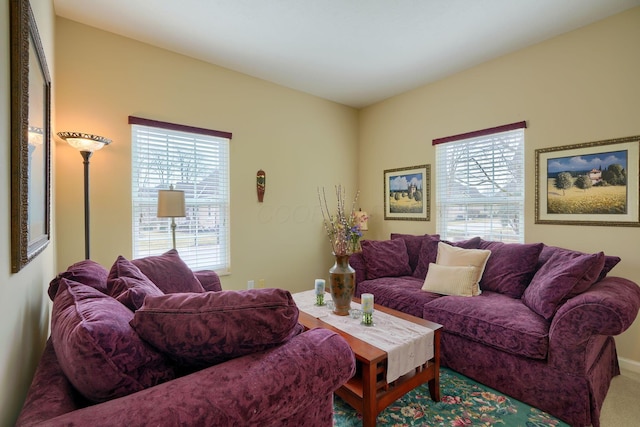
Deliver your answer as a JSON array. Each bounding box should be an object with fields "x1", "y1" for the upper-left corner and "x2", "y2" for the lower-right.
[
  {"x1": 422, "y1": 263, "x2": 478, "y2": 296},
  {"x1": 435, "y1": 242, "x2": 491, "y2": 296}
]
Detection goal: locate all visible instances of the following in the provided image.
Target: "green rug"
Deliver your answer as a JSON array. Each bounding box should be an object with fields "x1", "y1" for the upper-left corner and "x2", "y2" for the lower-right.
[{"x1": 333, "y1": 368, "x2": 569, "y2": 426}]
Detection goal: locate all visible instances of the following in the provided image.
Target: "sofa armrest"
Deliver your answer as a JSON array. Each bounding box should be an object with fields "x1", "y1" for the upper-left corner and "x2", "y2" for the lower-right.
[
  {"x1": 548, "y1": 276, "x2": 640, "y2": 373},
  {"x1": 350, "y1": 251, "x2": 367, "y2": 286},
  {"x1": 194, "y1": 270, "x2": 222, "y2": 292},
  {"x1": 17, "y1": 328, "x2": 355, "y2": 427}
]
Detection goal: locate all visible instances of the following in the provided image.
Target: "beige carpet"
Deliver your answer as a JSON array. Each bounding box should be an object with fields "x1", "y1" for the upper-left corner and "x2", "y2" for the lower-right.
[{"x1": 600, "y1": 369, "x2": 640, "y2": 426}]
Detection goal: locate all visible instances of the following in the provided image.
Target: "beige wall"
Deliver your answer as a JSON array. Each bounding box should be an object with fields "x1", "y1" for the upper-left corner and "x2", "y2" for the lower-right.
[
  {"x1": 359, "y1": 8, "x2": 640, "y2": 366},
  {"x1": 55, "y1": 18, "x2": 359, "y2": 292},
  {"x1": 0, "y1": 1, "x2": 57, "y2": 425}
]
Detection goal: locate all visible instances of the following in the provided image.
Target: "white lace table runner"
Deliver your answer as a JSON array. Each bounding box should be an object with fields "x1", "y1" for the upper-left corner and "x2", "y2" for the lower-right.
[{"x1": 293, "y1": 290, "x2": 434, "y2": 383}]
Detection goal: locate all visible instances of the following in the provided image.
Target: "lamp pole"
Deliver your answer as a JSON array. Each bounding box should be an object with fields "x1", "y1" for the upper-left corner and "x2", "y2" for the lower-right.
[{"x1": 81, "y1": 151, "x2": 92, "y2": 259}]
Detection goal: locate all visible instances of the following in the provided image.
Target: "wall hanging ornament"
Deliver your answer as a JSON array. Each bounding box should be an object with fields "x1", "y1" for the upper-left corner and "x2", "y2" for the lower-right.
[{"x1": 257, "y1": 170, "x2": 266, "y2": 202}]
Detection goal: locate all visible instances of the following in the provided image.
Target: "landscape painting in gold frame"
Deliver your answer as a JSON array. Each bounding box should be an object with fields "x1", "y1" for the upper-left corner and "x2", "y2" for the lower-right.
[
  {"x1": 384, "y1": 165, "x2": 430, "y2": 221},
  {"x1": 535, "y1": 135, "x2": 640, "y2": 227}
]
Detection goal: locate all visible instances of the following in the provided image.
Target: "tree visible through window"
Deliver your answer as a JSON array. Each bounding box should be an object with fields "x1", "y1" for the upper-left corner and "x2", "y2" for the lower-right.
[
  {"x1": 433, "y1": 122, "x2": 526, "y2": 243},
  {"x1": 129, "y1": 116, "x2": 231, "y2": 273}
]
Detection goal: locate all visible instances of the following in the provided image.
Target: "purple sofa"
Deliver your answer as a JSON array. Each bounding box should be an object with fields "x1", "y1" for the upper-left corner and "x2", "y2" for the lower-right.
[
  {"x1": 17, "y1": 250, "x2": 356, "y2": 426},
  {"x1": 351, "y1": 234, "x2": 640, "y2": 427}
]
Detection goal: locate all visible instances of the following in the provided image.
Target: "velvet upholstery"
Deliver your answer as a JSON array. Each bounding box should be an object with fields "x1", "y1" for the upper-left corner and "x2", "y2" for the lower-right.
[
  {"x1": 107, "y1": 256, "x2": 164, "y2": 310},
  {"x1": 131, "y1": 249, "x2": 205, "y2": 294},
  {"x1": 131, "y1": 289, "x2": 302, "y2": 367},
  {"x1": 411, "y1": 235, "x2": 441, "y2": 279},
  {"x1": 353, "y1": 234, "x2": 640, "y2": 427},
  {"x1": 17, "y1": 329, "x2": 355, "y2": 427},
  {"x1": 361, "y1": 239, "x2": 412, "y2": 279},
  {"x1": 194, "y1": 270, "x2": 223, "y2": 292},
  {"x1": 48, "y1": 260, "x2": 109, "y2": 301},
  {"x1": 19, "y1": 261, "x2": 355, "y2": 427},
  {"x1": 390, "y1": 233, "x2": 440, "y2": 271},
  {"x1": 51, "y1": 279, "x2": 175, "y2": 402},
  {"x1": 478, "y1": 240, "x2": 544, "y2": 298}
]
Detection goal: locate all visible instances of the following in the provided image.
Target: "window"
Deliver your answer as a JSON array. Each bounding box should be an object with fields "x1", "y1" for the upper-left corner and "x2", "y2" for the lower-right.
[
  {"x1": 434, "y1": 122, "x2": 526, "y2": 243},
  {"x1": 129, "y1": 116, "x2": 232, "y2": 273}
]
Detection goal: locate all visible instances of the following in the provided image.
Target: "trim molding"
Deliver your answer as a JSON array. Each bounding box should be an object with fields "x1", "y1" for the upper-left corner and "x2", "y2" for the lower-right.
[{"x1": 619, "y1": 357, "x2": 640, "y2": 375}]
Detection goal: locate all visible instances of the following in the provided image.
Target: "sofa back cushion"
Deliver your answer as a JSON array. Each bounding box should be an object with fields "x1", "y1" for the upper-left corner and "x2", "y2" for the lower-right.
[
  {"x1": 130, "y1": 288, "x2": 302, "y2": 368},
  {"x1": 48, "y1": 260, "x2": 109, "y2": 301},
  {"x1": 51, "y1": 279, "x2": 174, "y2": 402},
  {"x1": 522, "y1": 250, "x2": 605, "y2": 319},
  {"x1": 361, "y1": 239, "x2": 412, "y2": 279},
  {"x1": 411, "y1": 235, "x2": 441, "y2": 279},
  {"x1": 537, "y1": 244, "x2": 620, "y2": 282},
  {"x1": 478, "y1": 240, "x2": 544, "y2": 298},
  {"x1": 131, "y1": 249, "x2": 205, "y2": 294},
  {"x1": 107, "y1": 256, "x2": 164, "y2": 310},
  {"x1": 390, "y1": 233, "x2": 440, "y2": 272}
]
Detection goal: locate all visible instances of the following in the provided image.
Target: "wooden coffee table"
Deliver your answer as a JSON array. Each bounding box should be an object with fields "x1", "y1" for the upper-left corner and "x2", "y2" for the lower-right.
[{"x1": 297, "y1": 299, "x2": 442, "y2": 427}]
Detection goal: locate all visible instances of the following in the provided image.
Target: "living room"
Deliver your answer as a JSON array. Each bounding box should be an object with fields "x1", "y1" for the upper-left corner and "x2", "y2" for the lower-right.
[{"x1": 2, "y1": 1, "x2": 640, "y2": 425}]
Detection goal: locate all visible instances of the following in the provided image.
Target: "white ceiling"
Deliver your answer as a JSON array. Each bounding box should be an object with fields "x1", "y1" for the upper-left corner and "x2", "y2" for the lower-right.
[{"x1": 53, "y1": 0, "x2": 640, "y2": 108}]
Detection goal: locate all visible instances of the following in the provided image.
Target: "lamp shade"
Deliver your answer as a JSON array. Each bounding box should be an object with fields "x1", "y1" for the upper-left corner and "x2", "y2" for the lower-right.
[
  {"x1": 57, "y1": 131, "x2": 111, "y2": 152},
  {"x1": 157, "y1": 188, "x2": 186, "y2": 218}
]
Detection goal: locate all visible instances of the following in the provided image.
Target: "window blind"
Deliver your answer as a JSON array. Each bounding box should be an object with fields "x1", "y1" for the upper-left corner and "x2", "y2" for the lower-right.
[
  {"x1": 434, "y1": 123, "x2": 526, "y2": 243},
  {"x1": 130, "y1": 118, "x2": 231, "y2": 273}
]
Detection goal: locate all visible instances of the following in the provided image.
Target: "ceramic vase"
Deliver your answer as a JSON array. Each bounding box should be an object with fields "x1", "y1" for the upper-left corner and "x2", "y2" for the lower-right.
[{"x1": 329, "y1": 254, "x2": 355, "y2": 316}]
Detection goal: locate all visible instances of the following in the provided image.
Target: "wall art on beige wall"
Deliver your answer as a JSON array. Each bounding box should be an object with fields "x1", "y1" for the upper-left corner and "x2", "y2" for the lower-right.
[
  {"x1": 10, "y1": 0, "x2": 51, "y2": 272},
  {"x1": 535, "y1": 135, "x2": 640, "y2": 227},
  {"x1": 384, "y1": 164, "x2": 430, "y2": 221}
]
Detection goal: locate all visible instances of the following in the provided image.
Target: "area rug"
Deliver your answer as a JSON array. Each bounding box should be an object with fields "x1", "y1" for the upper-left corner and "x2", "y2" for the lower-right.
[{"x1": 333, "y1": 368, "x2": 569, "y2": 426}]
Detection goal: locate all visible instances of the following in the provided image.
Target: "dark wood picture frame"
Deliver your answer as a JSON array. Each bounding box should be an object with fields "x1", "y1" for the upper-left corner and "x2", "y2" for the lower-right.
[{"x1": 10, "y1": 0, "x2": 51, "y2": 272}]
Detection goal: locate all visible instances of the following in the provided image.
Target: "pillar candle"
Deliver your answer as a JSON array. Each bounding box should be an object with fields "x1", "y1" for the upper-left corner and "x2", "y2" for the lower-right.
[
  {"x1": 362, "y1": 293, "x2": 374, "y2": 313},
  {"x1": 314, "y1": 279, "x2": 325, "y2": 295}
]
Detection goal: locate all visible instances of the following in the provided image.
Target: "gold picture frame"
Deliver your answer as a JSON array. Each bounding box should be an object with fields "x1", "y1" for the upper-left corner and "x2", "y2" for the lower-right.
[
  {"x1": 384, "y1": 165, "x2": 430, "y2": 221},
  {"x1": 10, "y1": 0, "x2": 51, "y2": 272},
  {"x1": 535, "y1": 135, "x2": 640, "y2": 227}
]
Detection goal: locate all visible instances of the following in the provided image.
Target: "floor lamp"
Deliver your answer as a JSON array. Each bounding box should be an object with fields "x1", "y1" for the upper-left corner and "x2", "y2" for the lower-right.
[
  {"x1": 57, "y1": 131, "x2": 111, "y2": 260},
  {"x1": 157, "y1": 185, "x2": 186, "y2": 250}
]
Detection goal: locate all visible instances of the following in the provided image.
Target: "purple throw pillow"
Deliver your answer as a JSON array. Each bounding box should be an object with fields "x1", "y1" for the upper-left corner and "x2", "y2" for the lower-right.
[
  {"x1": 390, "y1": 233, "x2": 440, "y2": 271},
  {"x1": 361, "y1": 239, "x2": 413, "y2": 280},
  {"x1": 412, "y1": 235, "x2": 442, "y2": 279},
  {"x1": 522, "y1": 251, "x2": 605, "y2": 319},
  {"x1": 107, "y1": 256, "x2": 164, "y2": 310},
  {"x1": 130, "y1": 288, "x2": 301, "y2": 368},
  {"x1": 48, "y1": 260, "x2": 109, "y2": 301},
  {"x1": 599, "y1": 255, "x2": 621, "y2": 281},
  {"x1": 194, "y1": 270, "x2": 223, "y2": 292},
  {"x1": 51, "y1": 279, "x2": 174, "y2": 402},
  {"x1": 131, "y1": 249, "x2": 205, "y2": 294},
  {"x1": 478, "y1": 241, "x2": 544, "y2": 298},
  {"x1": 536, "y1": 245, "x2": 620, "y2": 282}
]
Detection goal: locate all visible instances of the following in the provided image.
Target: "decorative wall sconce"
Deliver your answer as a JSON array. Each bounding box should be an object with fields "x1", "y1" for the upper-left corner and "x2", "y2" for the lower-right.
[
  {"x1": 257, "y1": 169, "x2": 266, "y2": 202},
  {"x1": 157, "y1": 185, "x2": 186, "y2": 250},
  {"x1": 57, "y1": 131, "x2": 111, "y2": 259}
]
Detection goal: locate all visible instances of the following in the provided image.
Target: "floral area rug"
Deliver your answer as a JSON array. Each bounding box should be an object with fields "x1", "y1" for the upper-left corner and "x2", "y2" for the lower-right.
[{"x1": 333, "y1": 368, "x2": 569, "y2": 427}]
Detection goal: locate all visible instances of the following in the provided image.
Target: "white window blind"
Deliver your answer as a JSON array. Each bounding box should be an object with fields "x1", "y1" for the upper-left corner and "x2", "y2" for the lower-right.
[
  {"x1": 130, "y1": 117, "x2": 231, "y2": 273},
  {"x1": 434, "y1": 122, "x2": 526, "y2": 243}
]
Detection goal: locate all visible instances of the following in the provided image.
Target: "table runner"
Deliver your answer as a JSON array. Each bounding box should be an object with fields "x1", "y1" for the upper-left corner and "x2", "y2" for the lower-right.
[{"x1": 293, "y1": 290, "x2": 434, "y2": 383}]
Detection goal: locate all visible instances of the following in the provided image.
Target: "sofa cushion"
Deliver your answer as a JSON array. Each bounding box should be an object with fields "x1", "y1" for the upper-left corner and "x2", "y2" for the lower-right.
[
  {"x1": 131, "y1": 249, "x2": 205, "y2": 294},
  {"x1": 411, "y1": 235, "x2": 441, "y2": 280},
  {"x1": 390, "y1": 233, "x2": 440, "y2": 271},
  {"x1": 599, "y1": 255, "x2": 621, "y2": 281},
  {"x1": 537, "y1": 245, "x2": 620, "y2": 283},
  {"x1": 523, "y1": 251, "x2": 606, "y2": 319},
  {"x1": 435, "y1": 242, "x2": 491, "y2": 296},
  {"x1": 356, "y1": 276, "x2": 442, "y2": 318},
  {"x1": 130, "y1": 288, "x2": 302, "y2": 368},
  {"x1": 51, "y1": 278, "x2": 174, "y2": 402},
  {"x1": 48, "y1": 260, "x2": 109, "y2": 301},
  {"x1": 107, "y1": 256, "x2": 164, "y2": 310},
  {"x1": 422, "y1": 263, "x2": 477, "y2": 296},
  {"x1": 423, "y1": 291, "x2": 550, "y2": 360},
  {"x1": 478, "y1": 241, "x2": 544, "y2": 298},
  {"x1": 361, "y1": 239, "x2": 412, "y2": 279},
  {"x1": 194, "y1": 270, "x2": 222, "y2": 292}
]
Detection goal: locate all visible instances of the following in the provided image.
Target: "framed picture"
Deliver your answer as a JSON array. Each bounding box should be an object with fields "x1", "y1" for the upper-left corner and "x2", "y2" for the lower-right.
[
  {"x1": 535, "y1": 135, "x2": 640, "y2": 227},
  {"x1": 384, "y1": 165, "x2": 430, "y2": 221},
  {"x1": 10, "y1": 0, "x2": 51, "y2": 272}
]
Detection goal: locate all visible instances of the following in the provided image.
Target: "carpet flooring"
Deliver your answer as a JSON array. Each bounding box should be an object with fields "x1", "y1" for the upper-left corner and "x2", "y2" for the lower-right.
[{"x1": 333, "y1": 368, "x2": 570, "y2": 426}]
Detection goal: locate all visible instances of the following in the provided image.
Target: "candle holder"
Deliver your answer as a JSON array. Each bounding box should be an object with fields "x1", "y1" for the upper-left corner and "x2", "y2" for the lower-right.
[
  {"x1": 314, "y1": 279, "x2": 326, "y2": 306},
  {"x1": 316, "y1": 293, "x2": 325, "y2": 306},
  {"x1": 362, "y1": 311, "x2": 374, "y2": 326}
]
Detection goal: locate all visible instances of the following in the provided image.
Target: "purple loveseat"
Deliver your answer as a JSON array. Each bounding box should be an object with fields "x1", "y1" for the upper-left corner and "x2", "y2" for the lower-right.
[
  {"x1": 17, "y1": 251, "x2": 356, "y2": 426},
  {"x1": 351, "y1": 234, "x2": 640, "y2": 427}
]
